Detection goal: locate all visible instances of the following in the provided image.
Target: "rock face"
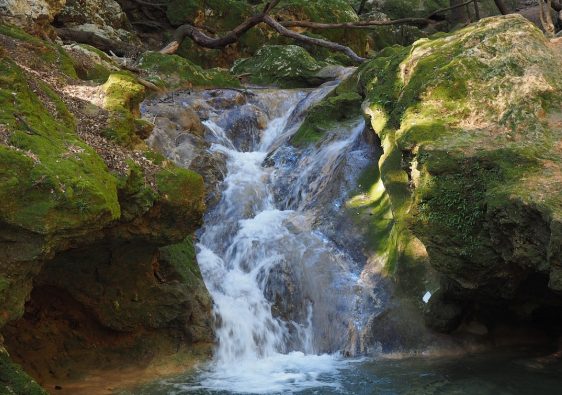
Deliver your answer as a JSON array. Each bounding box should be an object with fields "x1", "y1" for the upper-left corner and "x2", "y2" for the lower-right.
[
  {"x1": 55, "y1": 0, "x2": 138, "y2": 43},
  {"x1": 0, "y1": 24, "x2": 213, "y2": 391},
  {"x1": 0, "y1": 0, "x2": 66, "y2": 33},
  {"x1": 357, "y1": 15, "x2": 562, "y2": 332}
]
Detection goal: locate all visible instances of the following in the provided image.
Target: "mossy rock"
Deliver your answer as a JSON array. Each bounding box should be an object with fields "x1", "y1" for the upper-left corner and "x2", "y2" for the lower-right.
[
  {"x1": 291, "y1": 86, "x2": 363, "y2": 145},
  {"x1": 0, "y1": 24, "x2": 77, "y2": 79},
  {"x1": 65, "y1": 43, "x2": 118, "y2": 82},
  {"x1": 137, "y1": 51, "x2": 241, "y2": 90},
  {"x1": 358, "y1": 15, "x2": 562, "y2": 317},
  {"x1": 232, "y1": 45, "x2": 327, "y2": 88},
  {"x1": 102, "y1": 72, "x2": 146, "y2": 146},
  {"x1": 155, "y1": 165, "x2": 206, "y2": 229},
  {"x1": 117, "y1": 161, "x2": 157, "y2": 222},
  {"x1": 0, "y1": 54, "x2": 120, "y2": 236},
  {"x1": 0, "y1": 349, "x2": 47, "y2": 395}
]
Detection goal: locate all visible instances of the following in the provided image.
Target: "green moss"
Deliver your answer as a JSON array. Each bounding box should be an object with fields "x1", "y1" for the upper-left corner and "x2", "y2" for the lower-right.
[
  {"x1": 232, "y1": 45, "x2": 326, "y2": 88},
  {"x1": 159, "y1": 237, "x2": 203, "y2": 286},
  {"x1": 357, "y1": 15, "x2": 562, "y2": 292},
  {"x1": 156, "y1": 166, "x2": 205, "y2": 208},
  {"x1": 102, "y1": 73, "x2": 146, "y2": 146},
  {"x1": 117, "y1": 161, "x2": 157, "y2": 222},
  {"x1": 138, "y1": 52, "x2": 240, "y2": 90},
  {"x1": 291, "y1": 89, "x2": 363, "y2": 146},
  {"x1": 0, "y1": 55, "x2": 119, "y2": 234},
  {"x1": 0, "y1": 24, "x2": 77, "y2": 79},
  {"x1": 103, "y1": 73, "x2": 145, "y2": 113},
  {"x1": 0, "y1": 350, "x2": 47, "y2": 395}
]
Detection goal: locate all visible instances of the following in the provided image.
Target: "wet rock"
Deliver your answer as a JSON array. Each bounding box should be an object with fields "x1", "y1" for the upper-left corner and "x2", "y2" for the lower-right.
[
  {"x1": 216, "y1": 104, "x2": 268, "y2": 151},
  {"x1": 424, "y1": 293, "x2": 464, "y2": 333},
  {"x1": 148, "y1": 103, "x2": 205, "y2": 136},
  {"x1": 143, "y1": 98, "x2": 228, "y2": 207}
]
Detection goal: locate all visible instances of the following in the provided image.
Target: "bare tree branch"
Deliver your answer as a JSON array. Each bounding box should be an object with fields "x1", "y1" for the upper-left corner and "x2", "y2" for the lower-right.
[
  {"x1": 160, "y1": 0, "x2": 365, "y2": 63},
  {"x1": 262, "y1": 15, "x2": 366, "y2": 63},
  {"x1": 159, "y1": 14, "x2": 265, "y2": 54},
  {"x1": 56, "y1": 28, "x2": 136, "y2": 56}
]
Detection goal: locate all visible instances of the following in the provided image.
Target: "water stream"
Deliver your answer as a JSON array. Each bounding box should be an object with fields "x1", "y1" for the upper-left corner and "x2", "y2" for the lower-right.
[
  {"x1": 138, "y1": 83, "x2": 562, "y2": 394},
  {"x1": 194, "y1": 85, "x2": 371, "y2": 393},
  {"x1": 142, "y1": 80, "x2": 380, "y2": 393}
]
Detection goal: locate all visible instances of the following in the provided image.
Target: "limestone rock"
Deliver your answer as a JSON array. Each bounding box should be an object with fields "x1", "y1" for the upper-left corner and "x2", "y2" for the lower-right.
[
  {"x1": 55, "y1": 0, "x2": 138, "y2": 44},
  {"x1": 357, "y1": 15, "x2": 562, "y2": 329},
  {"x1": 0, "y1": 0, "x2": 66, "y2": 32}
]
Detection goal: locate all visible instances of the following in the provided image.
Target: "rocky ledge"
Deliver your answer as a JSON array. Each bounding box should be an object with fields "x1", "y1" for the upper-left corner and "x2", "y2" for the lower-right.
[{"x1": 0, "y1": 24, "x2": 214, "y2": 394}]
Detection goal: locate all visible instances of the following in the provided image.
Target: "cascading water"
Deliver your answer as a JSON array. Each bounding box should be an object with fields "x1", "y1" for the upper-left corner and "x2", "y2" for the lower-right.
[
  {"x1": 137, "y1": 79, "x2": 562, "y2": 395},
  {"x1": 143, "y1": 80, "x2": 382, "y2": 393},
  {"x1": 194, "y1": 87, "x2": 375, "y2": 393}
]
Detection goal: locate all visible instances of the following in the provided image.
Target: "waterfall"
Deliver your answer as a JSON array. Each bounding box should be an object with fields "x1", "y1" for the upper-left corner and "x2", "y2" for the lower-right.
[{"x1": 144, "y1": 82, "x2": 379, "y2": 393}]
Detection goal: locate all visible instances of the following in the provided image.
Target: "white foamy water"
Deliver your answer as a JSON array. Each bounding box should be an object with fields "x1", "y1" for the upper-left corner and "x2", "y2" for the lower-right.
[{"x1": 193, "y1": 87, "x2": 368, "y2": 393}]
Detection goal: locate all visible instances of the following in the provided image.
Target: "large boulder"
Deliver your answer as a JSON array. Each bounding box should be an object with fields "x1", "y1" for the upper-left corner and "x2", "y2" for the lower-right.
[
  {"x1": 357, "y1": 15, "x2": 562, "y2": 330},
  {"x1": 0, "y1": 24, "x2": 212, "y2": 389},
  {"x1": 0, "y1": 0, "x2": 66, "y2": 34},
  {"x1": 55, "y1": 0, "x2": 139, "y2": 44},
  {"x1": 232, "y1": 45, "x2": 329, "y2": 88}
]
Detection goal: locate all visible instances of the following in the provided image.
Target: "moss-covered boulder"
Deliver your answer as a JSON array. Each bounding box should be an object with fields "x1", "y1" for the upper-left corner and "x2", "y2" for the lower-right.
[
  {"x1": 102, "y1": 72, "x2": 147, "y2": 146},
  {"x1": 357, "y1": 15, "x2": 562, "y2": 329},
  {"x1": 291, "y1": 79, "x2": 363, "y2": 145},
  {"x1": 232, "y1": 45, "x2": 328, "y2": 88},
  {"x1": 0, "y1": 24, "x2": 212, "y2": 390},
  {"x1": 138, "y1": 51, "x2": 241, "y2": 90}
]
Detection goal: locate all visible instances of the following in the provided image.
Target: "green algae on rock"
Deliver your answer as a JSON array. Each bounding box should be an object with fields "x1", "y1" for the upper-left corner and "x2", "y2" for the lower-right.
[
  {"x1": 357, "y1": 15, "x2": 562, "y2": 329},
  {"x1": 232, "y1": 45, "x2": 327, "y2": 88}
]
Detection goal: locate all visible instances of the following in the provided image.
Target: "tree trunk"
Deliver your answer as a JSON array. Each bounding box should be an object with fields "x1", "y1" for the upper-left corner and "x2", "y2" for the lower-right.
[
  {"x1": 493, "y1": 0, "x2": 510, "y2": 15},
  {"x1": 357, "y1": 0, "x2": 368, "y2": 15}
]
